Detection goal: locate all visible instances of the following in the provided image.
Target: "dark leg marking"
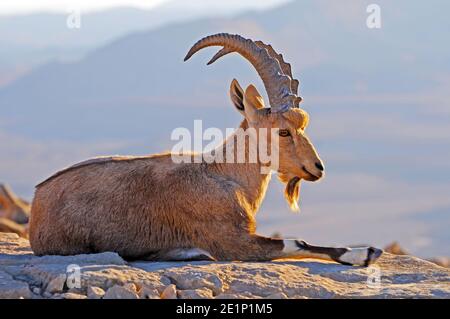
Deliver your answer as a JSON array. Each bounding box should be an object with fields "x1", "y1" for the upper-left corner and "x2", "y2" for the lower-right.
[
  {"x1": 295, "y1": 240, "x2": 351, "y2": 264},
  {"x1": 363, "y1": 247, "x2": 383, "y2": 267}
]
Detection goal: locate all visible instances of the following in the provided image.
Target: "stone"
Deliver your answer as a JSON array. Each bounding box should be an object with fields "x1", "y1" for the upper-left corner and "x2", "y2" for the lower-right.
[
  {"x1": 178, "y1": 288, "x2": 214, "y2": 299},
  {"x1": 62, "y1": 292, "x2": 87, "y2": 299},
  {"x1": 80, "y1": 265, "x2": 164, "y2": 292},
  {"x1": 164, "y1": 269, "x2": 223, "y2": 295},
  {"x1": 159, "y1": 276, "x2": 172, "y2": 286},
  {"x1": 103, "y1": 284, "x2": 139, "y2": 299},
  {"x1": 384, "y1": 241, "x2": 449, "y2": 268},
  {"x1": 265, "y1": 292, "x2": 288, "y2": 299},
  {"x1": 46, "y1": 274, "x2": 67, "y2": 293},
  {"x1": 1, "y1": 233, "x2": 449, "y2": 299},
  {"x1": 87, "y1": 286, "x2": 105, "y2": 299},
  {"x1": 161, "y1": 284, "x2": 177, "y2": 299},
  {"x1": 428, "y1": 257, "x2": 450, "y2": 268},
  {"x1": 43, "y1": 291, "x2": 52, "y2": 298},
  {"x1": 0, "y1": 270, "x2": 31, "y2": 299},
  {"x1": 215, "y1": 293, "x2": 261, "y2": 299},
  {"x1": 139, "y1": 286, "x2": 160, "y2": 299}
]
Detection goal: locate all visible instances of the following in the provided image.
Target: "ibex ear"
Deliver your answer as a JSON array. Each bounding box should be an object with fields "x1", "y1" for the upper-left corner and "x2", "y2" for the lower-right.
[
  {"x1": 229, "y1": 79, "x2": 245, "y2": 115},
  {"x1": 243, "y1": 84, "x2": 265, "y2": 122}
]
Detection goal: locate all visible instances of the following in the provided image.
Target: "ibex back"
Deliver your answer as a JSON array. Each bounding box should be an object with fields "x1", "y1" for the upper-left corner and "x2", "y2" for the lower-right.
[{"x1": 29, "y1": 34, "x2": 382, "y2": 266}]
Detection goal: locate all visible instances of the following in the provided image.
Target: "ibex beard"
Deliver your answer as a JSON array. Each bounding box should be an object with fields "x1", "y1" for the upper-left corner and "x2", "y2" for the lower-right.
[{"x1": 29, "y1": 33, "x2": 383, "y2": 266}]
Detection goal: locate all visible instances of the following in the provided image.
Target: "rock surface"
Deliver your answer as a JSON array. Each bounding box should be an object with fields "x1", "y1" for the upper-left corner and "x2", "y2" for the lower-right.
[
  {"x1": 103, "y1": 283, "x2": 139, "y2": 299},
  {"x1": 384, "y1": 241, "x2": 450, "y2": 268},
  {"x1": 87, "y1": 286, "x2": 105, "y2": 299},
  {"x1": 0, "y1": 233, "x2": 449, "y2": 299},
  {"x1": 161, "y1": 284, "x2": 178, "y2": 299}
]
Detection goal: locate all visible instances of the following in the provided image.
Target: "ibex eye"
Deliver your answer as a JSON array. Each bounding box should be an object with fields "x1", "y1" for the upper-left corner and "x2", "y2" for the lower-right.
[{"x1": 278, "y1": 129, "x2": 291, "y2": 137}]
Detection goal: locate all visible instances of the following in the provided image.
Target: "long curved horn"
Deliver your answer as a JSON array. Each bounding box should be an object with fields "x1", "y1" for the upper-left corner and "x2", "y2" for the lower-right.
[
  {"x1": 254, "y1": 41, "x2": 302, "y2": 108},
  {"x1": 184, "y1": 33, "x2": 298, "y2": 113}
]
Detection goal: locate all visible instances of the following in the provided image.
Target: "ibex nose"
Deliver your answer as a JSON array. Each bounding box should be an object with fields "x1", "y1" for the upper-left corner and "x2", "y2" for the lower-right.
[{"x1": 315, "y1": 162, "x2": 324, "y2": 172}]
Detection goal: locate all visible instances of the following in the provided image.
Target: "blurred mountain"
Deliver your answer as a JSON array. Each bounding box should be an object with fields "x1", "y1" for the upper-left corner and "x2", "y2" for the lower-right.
[
  {"x1": 1, "y1": 0, "x2": 449, "y2": 139},
  {"x1": 0, "y1": 0, "x2": 449, "y2": 257},
  {"x1": 0, "y1": 0, "x2": 288, "y2": 86}
]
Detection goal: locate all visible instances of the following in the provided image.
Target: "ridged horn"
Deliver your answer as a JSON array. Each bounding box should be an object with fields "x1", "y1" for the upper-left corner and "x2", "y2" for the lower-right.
[
  {"x1": 254, "y1": 40, "x2": 300, "y2": 98},
  {"x1": 184, "y1": 33, "x2": 298, "y2": 113},
  {"x1": 207, "y1": 47, "x2": 232, "y2": 65}
]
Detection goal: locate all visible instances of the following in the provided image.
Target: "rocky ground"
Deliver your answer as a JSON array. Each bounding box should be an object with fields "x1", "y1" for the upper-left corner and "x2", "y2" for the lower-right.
[{"x1": 1, "y1": 233, "x2": 449, "y2": 299}]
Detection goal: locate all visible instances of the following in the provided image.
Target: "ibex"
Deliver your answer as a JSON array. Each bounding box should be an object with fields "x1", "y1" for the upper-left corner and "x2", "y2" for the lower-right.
[{"x1": 30, "y1": 34, "x2": 382, "y2": 266}]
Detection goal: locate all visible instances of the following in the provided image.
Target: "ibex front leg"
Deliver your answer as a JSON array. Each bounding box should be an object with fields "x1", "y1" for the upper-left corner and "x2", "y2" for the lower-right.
[
  {"x1": 244, "y1": 236, "x2": 383, "y2": 266},
  {"x1": 279, "y1": 239, "x2": 383, "y2": 266}
]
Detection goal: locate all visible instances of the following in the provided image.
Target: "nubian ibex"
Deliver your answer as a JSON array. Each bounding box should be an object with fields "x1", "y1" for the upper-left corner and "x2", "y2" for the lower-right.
[{"x1": 30, "y1": 34, "x2": 382, "y2": 266}]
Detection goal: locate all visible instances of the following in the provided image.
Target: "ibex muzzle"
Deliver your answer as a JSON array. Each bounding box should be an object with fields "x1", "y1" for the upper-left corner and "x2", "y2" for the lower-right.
[{"x1": 29, "y1": 33, "x2": 382, "y2": 266}]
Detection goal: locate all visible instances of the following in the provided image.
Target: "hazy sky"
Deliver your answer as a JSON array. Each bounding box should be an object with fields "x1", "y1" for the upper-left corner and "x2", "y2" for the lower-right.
[
  {"x1": 0, "y1": 0, "x2": 449, "y2": 258},
  {"x1": 0, "y1": 0, "x2": 288, "y2": 16}
]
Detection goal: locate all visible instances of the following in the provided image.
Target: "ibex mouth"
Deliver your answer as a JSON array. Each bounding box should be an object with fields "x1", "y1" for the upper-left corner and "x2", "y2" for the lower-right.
[{"x1": 301, "y1": 166, "x2": 321, "y2": 182}]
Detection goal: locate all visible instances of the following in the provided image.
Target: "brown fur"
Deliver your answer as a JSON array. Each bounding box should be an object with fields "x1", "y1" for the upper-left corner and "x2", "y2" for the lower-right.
[{"x1": 29, "y1": 83, "x2": 324, "y2": 261}]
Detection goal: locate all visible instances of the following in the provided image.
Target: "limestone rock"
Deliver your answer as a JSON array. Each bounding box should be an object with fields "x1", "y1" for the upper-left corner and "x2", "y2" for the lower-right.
[
  {"x1": 216, "y1": 292, "x2": 261, "y2": 299},
  {"x1": 0, "y1": 270, "x2": 31, "y2": 299},
  {"x1": 265, "y1": 292, "x2": 288, "y2": 299},
  {"x1": 139, "y1": 286, "x2": 160, "y2": 299},
  {"x1": 161, "y1": 284, "x2": 177, "y2": 299},
  {"x1": 164, "y1": 268, "x2": 223, "y2": 295},
  {"x1": 384, "y1": 241, "x2": 449, "y2": 268},
  {"x1": 46, "y1": 274, "x2": 67, "y2": 293},
  {"x1": 103, "y1": 284, "x2": 139, "y2": 299},
  {"x1": 80, "y1": 265, "x2": 164, "y2": 292},
  {"x1": 428, "y1": 257, "x2": 450, "y2": 268},
  {"x1": 1, "y1": 233, "x2": 449, "y2": 299},
  {"x1": 61, "y1": 292, "x2": 87, "y2": 299},
  {"x1": 178, "y1": 288, "x2": 214, "y2": 299},
  {"x1": 87, "y1": 286, "x2": 105, "y2": 299}
]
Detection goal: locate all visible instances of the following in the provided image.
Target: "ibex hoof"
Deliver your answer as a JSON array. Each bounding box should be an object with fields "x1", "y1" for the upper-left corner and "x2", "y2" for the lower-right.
[{"x1": 338, "y1": 247, "x2": 383, "y2": 267}]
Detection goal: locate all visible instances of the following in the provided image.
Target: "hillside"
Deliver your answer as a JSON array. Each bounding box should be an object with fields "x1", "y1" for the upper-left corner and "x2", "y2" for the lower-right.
[{"x1": 1, "y1": 233, "x2": 449, "y2": 299}]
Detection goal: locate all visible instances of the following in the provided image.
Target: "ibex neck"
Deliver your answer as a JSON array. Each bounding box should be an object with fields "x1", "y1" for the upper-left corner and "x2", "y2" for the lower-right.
[{"x1": 209, "y1": 120, "x2": 272, "y2": 214}]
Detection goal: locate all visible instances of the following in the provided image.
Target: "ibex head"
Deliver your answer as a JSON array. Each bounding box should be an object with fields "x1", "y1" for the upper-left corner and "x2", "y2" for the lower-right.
[{"x1": 185, "y1": 33, "x2": 324, "y2": 211}]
